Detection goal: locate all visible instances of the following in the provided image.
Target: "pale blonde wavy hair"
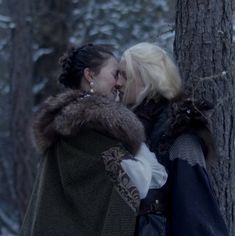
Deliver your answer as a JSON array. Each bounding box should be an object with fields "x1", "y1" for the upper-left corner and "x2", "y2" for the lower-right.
[{"x1": 120, "y1": 42, "x2": 182, "y2": 108}]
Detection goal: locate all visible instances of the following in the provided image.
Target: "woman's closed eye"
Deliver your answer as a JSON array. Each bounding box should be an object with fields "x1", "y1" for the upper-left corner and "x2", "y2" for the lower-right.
[
  {"x1": 113, "y1": 70, "x2": 119, "y2": 80},
  {"x1": 120, "y1": 71, "x2": 127, "y2": 80}
]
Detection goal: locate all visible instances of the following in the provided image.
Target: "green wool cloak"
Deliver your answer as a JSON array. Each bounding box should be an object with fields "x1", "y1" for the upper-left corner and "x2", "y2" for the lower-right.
[{"x1": 19, "y1": 90, "x2": 145, "y2": 236}]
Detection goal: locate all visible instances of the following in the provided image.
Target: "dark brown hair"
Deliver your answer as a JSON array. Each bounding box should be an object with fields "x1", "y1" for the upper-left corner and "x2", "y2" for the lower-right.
[{"x1": 58, "y1": 43, "x2": 114, "y2": 89}]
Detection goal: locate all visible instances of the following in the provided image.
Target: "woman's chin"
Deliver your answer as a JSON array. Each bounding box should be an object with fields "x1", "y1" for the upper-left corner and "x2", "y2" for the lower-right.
[
  {"x1": 99, "y1": 90, "x2": 121, "y2": 102},
  {"x1": 104, "y1": 92, "x2": 115, "y2": 100},
  {"x1": 109, "y1": 90, "x2": 119, "y2": 101}
]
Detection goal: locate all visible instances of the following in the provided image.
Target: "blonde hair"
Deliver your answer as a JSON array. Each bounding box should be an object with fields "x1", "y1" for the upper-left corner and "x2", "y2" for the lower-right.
[{"x1": 121, "y1": 42, "x2": 182, "y2": 108}]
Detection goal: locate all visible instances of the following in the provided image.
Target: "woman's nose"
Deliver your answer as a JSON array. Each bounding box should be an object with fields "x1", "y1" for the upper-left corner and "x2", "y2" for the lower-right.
[{"x1": 116, "y1": 74, "x2": 125, "y2": 88}]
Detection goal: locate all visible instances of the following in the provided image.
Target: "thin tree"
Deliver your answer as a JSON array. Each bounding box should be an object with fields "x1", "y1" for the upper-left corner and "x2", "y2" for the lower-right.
[
  {"x1": 8, "y1": 0, "x2": 35, "y2": 222},
  {"x1": 174, "y1": 0, "x2": 235, "y2": 235},
  {"x1": 33, "y1": 0, "x2": 72, "y2": 102}
]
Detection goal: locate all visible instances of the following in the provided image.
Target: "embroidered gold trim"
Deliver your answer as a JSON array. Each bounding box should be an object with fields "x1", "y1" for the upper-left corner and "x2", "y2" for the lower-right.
[{"x1": 102, "y1": 146, "x2": 140, "y2": 213}]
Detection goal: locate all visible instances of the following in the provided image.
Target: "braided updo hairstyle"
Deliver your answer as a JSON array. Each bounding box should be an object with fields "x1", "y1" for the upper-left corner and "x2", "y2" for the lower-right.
[{"x1": 58, "y1": 44, "x2": 114, "y2": 89}]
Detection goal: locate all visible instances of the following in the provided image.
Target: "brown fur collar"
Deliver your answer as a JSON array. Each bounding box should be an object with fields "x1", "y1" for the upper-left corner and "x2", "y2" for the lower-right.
[
  {"x1": 145, "y1": 97, "x2": 215, "y2": 160},
  {"x1": 33, "y1": 90, "x2": 145, "y2": 155}
]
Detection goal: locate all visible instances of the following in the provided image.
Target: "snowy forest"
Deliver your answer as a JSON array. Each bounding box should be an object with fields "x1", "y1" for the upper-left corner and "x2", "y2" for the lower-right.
[{"x1": 0, "y1": 0, "x2": 235, "y2": 235}]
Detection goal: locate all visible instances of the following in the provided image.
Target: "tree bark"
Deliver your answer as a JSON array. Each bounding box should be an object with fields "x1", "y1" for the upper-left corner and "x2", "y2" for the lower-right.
[
  {"x1": 174, "y1": 0, "x2": 235, "y2": 235},
  {"x1": 8, "y1": 0, "x2": 36, "y2": 222},
  {"x1": 33, "y1": 0, "x2": 72, "y2": 103}
]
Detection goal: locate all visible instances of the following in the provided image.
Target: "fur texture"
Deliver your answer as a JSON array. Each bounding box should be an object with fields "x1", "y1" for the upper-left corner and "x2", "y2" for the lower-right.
[{"x1": 33, "y1": 90, "x2": 145, "y2": 154}]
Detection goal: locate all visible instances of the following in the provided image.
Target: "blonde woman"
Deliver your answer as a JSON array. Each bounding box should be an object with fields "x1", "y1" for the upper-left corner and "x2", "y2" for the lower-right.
[{"x1": 118, "y1": 42, "x2": 228, "y2": 236}]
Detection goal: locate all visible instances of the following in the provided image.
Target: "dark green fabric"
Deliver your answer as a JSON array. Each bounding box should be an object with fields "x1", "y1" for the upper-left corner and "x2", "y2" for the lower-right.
[{"x1": 20, "y1": 130, "x2": 136, "y2": 236}]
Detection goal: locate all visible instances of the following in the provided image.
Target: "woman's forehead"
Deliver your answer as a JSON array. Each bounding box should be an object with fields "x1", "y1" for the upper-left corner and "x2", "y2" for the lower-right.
[
  {"x1": 118, "y1": 59, "x2": 126, "y2": 70},
  {"x1": 103, "y1": 57, "x2": 118, "y2": 69}
]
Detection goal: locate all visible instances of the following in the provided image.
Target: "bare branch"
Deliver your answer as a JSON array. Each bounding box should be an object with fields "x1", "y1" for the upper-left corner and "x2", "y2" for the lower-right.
[
  {"x1": 0, "y1": 208, "x2": 18, "y2": 234},
  {"x1": 155, "y1": 24, "x2": 175, "y2": 39}
]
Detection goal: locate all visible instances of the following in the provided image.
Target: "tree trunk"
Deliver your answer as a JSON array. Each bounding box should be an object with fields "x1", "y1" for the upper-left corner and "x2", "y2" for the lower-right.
[
  {"x1": 8, "y1": 0, "x2": 35, "y2": 222},
  {"x1": 33, "y1": 0, "x2": 72, "y2": 103},
  {"x1": 174, "y1": 0, "x2": 235, "y2": 235}
]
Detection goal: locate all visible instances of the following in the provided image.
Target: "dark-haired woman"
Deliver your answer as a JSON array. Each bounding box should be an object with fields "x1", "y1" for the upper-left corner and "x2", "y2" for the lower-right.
[
  {"x1": 118, "y1": 42, "x2": 228, "y2": 236},
  {"x1": 19, "y1": 44, "x2": 167, "y2": 236}
]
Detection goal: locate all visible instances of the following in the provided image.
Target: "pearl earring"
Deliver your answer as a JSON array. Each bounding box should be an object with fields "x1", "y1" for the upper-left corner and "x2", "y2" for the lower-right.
[{"x1": 90, "y1": 81, "x2": 94, "y2": 93}]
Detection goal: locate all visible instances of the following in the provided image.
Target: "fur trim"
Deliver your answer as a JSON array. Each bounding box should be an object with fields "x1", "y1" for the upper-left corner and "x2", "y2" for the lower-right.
[
  {"x1": 156, "y1": 97, "x2": 215, "y2": 160},
  {"x1": 33, "y1": 90, "x2": 145, "y2": 154}
]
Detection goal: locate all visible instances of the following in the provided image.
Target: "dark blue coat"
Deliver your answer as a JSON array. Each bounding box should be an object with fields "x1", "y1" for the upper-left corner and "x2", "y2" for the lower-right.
[{"x1": 134, "y1": 98, "x2": 228, "y2": 236}]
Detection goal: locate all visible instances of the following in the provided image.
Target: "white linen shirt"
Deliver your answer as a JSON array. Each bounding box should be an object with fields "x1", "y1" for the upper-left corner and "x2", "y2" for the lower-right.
[{"x1": 121, "y1": 143, "x2": 168, "y2": 199}]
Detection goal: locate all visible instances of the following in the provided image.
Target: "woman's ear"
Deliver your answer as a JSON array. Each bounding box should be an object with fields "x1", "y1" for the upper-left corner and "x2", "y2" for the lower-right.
[{"x1": 84, "y1": 68, "x2": 94, "y2": 83}]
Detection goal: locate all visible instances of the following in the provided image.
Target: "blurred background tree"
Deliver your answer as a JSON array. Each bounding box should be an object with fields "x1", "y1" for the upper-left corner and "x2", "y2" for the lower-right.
[
  {"x1": 8, "y1": 0, "x2": 35, "y2": 225},
  {"x1": 0, "y1": 0, "x2": 234, "y2": 235}
]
